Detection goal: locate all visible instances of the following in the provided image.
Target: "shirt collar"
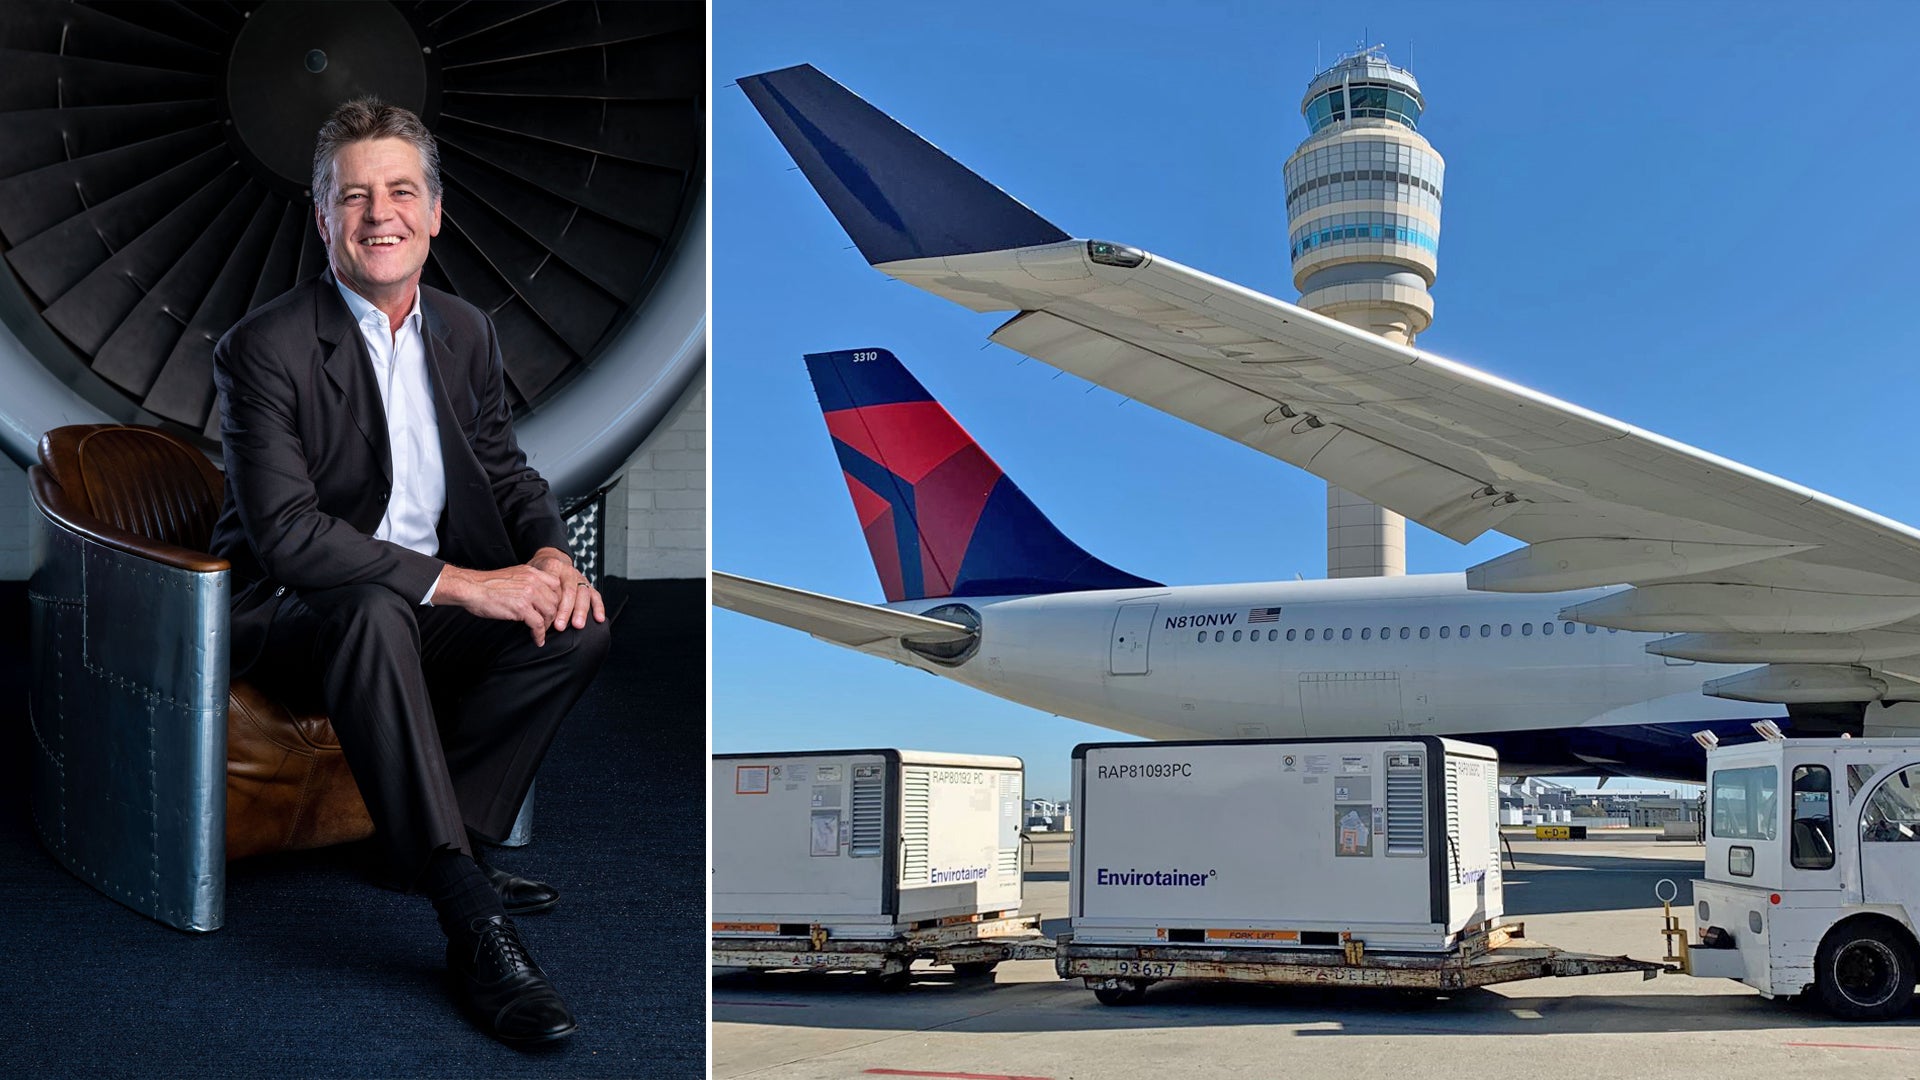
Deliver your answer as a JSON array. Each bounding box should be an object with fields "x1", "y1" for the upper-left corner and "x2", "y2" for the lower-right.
[{"x1": 334, "y1": 278, "x2": 423, "y2": 336}]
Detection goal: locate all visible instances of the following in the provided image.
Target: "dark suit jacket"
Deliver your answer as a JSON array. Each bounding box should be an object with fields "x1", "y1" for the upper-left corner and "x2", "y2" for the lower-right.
[{"x1": 209, "y1": 271, "x2": 570, "y2": 675}]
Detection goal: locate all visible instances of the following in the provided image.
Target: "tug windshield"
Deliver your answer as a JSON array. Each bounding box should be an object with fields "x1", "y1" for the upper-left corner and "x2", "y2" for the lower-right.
[{"x1": 1711, "y1": 766, "x2": 1778, "y2": 840}]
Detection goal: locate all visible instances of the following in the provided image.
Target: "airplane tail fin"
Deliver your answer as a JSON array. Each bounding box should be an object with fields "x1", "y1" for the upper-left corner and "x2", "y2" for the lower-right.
[
  {"x1": 737, "y1": 64, "x2": 1069, "y2": 266},
  {"x1": 805, "y1": 348, "x2": 1160, "y2": 603}
]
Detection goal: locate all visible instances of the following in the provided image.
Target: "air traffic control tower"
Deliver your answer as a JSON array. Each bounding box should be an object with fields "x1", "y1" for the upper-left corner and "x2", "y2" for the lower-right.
[{"x1": 1284, "y1": 45, "x2": 1444, "y2": 578}]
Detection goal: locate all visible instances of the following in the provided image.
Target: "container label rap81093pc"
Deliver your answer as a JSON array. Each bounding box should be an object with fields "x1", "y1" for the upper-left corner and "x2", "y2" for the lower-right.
[{"x1": 1094, "y1": 762, "x2": 1193, "y2": 779}]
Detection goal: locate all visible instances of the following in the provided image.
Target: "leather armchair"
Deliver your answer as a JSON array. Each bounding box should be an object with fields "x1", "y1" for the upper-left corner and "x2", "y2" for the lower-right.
[{"x1": 26, "y1": 424, "x2": 374, "y2": 931}]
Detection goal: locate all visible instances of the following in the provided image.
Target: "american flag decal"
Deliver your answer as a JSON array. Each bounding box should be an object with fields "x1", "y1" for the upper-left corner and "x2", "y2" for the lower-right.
[{"x1": 1248, "y1": 606, "x2": 1281, "y2": 623}]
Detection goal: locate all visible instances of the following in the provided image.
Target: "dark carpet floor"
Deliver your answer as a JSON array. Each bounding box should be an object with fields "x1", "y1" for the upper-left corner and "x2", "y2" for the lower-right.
[{"x1": 0, "y1": 578, "x2": 705, "y2": 1079}]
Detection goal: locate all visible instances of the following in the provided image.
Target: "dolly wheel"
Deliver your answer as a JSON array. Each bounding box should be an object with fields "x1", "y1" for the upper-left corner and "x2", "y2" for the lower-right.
[
  {"x1": 1093, "y1": 979, "x2": 1148, "y2": 1006},
  {"x1": 873, "y1": 969, "x2": 911, "y2": 992},
  {"x1": 1815, "y1": 923, "x2": 1916, "y2": 1021},
  {"x1": 952, "y1": 961, "x2": 999, "y2": 978}
]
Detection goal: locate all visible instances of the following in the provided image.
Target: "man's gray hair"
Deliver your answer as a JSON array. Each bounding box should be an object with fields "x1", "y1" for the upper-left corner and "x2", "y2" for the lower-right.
[{"x1": 311, "y1": 97, "x2": 443, "y2": 206}]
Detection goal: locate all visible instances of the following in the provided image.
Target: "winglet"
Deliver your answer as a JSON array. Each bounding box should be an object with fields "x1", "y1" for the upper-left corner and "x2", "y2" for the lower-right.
[
  {"x1": 806, "y1": 347, "x2": 1160, "y2": 601},
  {"x1": 738, "y1": 64, "x2": 1069, "y2": 265}
]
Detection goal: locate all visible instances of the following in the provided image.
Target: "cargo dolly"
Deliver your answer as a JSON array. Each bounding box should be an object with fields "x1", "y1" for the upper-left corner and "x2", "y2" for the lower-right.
[
  {"x1": 712, "y1": 912, "x2": 1057, "y2": 990},
  {"x1": 1056, "y1": 921, "x2": 1667, "y2": 1005}
]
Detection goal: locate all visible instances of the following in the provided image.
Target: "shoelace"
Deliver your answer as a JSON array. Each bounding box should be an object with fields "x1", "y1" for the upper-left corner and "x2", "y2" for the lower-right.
[{"x1": 470, "y1": 918, "x2": 534, "y2": 976}]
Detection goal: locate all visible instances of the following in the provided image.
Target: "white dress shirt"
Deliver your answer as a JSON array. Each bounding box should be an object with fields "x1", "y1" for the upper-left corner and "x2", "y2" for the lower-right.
[{"x1": 335, "y1": 280, "x2": 446, "y2": 602}]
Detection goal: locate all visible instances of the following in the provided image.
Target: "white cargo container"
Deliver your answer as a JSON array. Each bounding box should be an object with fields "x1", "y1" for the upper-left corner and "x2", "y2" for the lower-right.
[
  {"x1": 1070, "y1": 736, "x2": 1502, "y2": 953},
  {"x1": 1060, "y1": 736, "x2": 1662, "y2": 1004},
  {"x1": 712, "y1": 749, "x2": 1043, "y2": 986}
]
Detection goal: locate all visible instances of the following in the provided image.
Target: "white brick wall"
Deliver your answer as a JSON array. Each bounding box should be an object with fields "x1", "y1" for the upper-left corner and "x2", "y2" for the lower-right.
[
  {"x1": 0, "y1": 456, "x2": 27, "y2": 581},
  {"x1": 602, "y1": 378, "x2": 705, "y2": 580}
]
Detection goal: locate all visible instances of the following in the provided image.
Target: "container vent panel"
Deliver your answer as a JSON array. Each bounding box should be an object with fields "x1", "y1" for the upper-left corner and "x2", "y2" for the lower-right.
[
  {"x1": 1385, "y1": 757, "x2": 1425, "y2": 855},
  {"x1": 901, "y1": 768, "x2": 930, "y2": 885},
  {"x1": 850, "y1": 767, "x2": 884, "y2": 858},
  {"x1": 1445, "y1": 759, "x2": 1462, "y2": 882},
  {"x1": 997, "y1": 772, "x2": 1021, "y2": 875},
  {"x1": 1488, "y1": 766, "x2": 1500, "y2": 860}
]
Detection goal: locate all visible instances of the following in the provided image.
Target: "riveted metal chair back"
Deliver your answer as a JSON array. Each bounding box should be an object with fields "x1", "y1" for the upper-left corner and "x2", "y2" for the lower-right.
[{"x1": 27, "y1": 424, "x2": 373, "y2": 933}]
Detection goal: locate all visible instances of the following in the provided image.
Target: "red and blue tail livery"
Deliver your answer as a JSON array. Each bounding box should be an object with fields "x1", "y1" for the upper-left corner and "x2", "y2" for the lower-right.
[{"x1": 805, "y1": 348, "x2": 1161, "y2": 602}]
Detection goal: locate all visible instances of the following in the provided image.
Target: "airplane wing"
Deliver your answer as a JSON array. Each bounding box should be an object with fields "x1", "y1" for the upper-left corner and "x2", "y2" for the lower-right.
[
  {"x1": 713, "y1": 571, "x2": 977, "y2": 650},
  {"x1": 738, "y1": 65, "x2": 1920, "y2": 705}
]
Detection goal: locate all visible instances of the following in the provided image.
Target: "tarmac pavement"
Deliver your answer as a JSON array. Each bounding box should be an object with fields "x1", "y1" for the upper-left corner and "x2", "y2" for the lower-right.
[{"x1": 713, "y1": 831, "x2": 1920, "y2": 1079}]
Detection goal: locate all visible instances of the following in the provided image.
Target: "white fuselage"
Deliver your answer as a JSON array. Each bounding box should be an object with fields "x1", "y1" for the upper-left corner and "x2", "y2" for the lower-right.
[{"x1": 872, "y1": 573, "x2": 1779, "y2": 779}]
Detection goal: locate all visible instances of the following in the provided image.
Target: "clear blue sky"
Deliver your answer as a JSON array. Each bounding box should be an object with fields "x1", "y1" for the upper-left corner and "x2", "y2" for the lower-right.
[{"x1": 712, "y1": 2, "x2": 1920, "y2": 800}]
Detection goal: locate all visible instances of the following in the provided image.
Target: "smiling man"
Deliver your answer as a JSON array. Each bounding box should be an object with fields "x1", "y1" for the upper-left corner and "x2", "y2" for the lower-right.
[{"x1": 207, "y1": 98, "x2": 610, "y2": 1044}]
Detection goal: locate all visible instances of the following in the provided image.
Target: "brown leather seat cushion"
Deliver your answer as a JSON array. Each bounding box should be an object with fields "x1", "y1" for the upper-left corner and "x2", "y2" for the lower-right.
[
  {"x1": 33, "y1": 424, "x2": 374, "y2": 860},
  {"x1": 226, "y1": 680, "x2": 374, "y2": 859}
]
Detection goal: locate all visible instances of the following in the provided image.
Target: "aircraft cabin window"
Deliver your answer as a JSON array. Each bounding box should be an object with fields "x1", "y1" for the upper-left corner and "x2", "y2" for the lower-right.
[
  {"x1": 1267, "y1": 629, "x2": 1278, "y2": 642},
  {"x1": 1232, "y1": 630, "x2": 1242, "y2": 642},
  {"x1": 1460, "y1": 625, "x2": 1471, "y2": 638},
  {"x1": 1324, "y1": 627, "x2": 1333, "y2": 640},
  {"x1": 1379, "y1": 625, "x2": 1390, "y2": 639},
  {"x1": 1214, "y1": 631, "x2": 1225, "y2": 643},
  {"x1": 1304, "y1": 629, "x2": 1315, "y2": 641},
  {"x1": 1480, "y1": 624, "x2": 1492, "y2": 638},
  {"x1": 1500, "y1": 624, "x2": 1512, "y2": 637},
  {"x1": 1585, "y1": 624, "x2": 1597, "y2": 634},
  {"x1": 1361, "y1": 627, "x2": 1372, "y2": 641},
  {"x1": 1399, "y1": 627, "x2": 1410, "y2": 640},
  {"x1": 1522, "y1": 623, "x2": 1533, "y2": 637},
  {"x1": 1419, "y1": 626, "x2": 1430, "y2": 639},
  {"x1": 1439, "y1": 625, "x2": 1450, "y2": 639},
  {"x1": 1196, "y1": 631, "x2": 1205, "y2": 643},
  {"x1": 1563, "y1": 622, "x2": 1576, "y2": 635},
  {"x1": 1287, "y1": 629, "x2": 1297, "y2": 641},
  {"x1": 1341, "y1": 628, "x2": 1352, "y2": 641},
  {"x1": 1608, "y1": 627, "x2": 1619, "y2": 634},
  {"x1": 1542, "y1": 622, "x2": 1554, "y2": 635}
]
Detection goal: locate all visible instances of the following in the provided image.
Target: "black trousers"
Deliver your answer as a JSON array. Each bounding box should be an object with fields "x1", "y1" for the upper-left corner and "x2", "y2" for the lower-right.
[{"x1": 244, "y1": 582, "x2": 611, "y2": 881}]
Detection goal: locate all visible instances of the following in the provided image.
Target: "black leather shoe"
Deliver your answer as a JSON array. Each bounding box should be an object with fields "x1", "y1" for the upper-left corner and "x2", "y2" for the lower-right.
[
  {"x1": 449, "y1": 916, "x2": 577, "y2": 1044},
  {"x1": 480, "y1": 861, "x2": 560, "y2": 915}
]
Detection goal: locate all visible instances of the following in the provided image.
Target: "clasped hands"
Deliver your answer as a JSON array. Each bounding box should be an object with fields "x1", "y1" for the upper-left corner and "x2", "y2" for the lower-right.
[{"x1": 435, "y1": 546, "x2": 606, "y2": 646}]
